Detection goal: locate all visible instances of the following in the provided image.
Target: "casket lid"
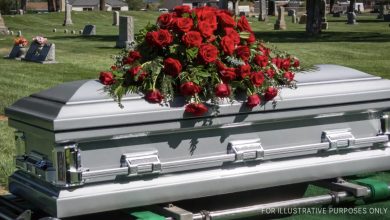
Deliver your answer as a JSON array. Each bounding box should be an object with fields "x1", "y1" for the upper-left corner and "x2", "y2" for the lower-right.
[{"x1": 5, "y1": 64, "x2": 390, "y2": 132}]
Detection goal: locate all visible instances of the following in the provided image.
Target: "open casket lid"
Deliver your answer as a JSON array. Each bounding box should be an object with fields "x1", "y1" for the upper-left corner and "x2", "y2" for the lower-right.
[{"x1": 5, "y1": 64, "x2": 390, "y2": 131}]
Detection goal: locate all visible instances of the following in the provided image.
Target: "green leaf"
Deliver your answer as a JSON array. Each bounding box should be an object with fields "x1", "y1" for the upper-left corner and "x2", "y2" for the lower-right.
[
  {"x1": 169, "y1": 44, "x2": 180, "y2": 54},
  {"x1": 186, "y1": 47, "x2": 199, "y2": 61},
  {"x1": 239, "y1": 31, "x2": 251, "y2": 40}
]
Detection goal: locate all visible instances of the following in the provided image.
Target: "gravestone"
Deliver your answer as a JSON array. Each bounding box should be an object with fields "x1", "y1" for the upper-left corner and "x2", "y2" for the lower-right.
[
  {"x1": 378, "y1": 4, "x2": 384, "y2": 19},
  {"x1": 258, "y1": 0, "x2": 268, "y2": 21},
  {"x1": 23, "y1": 43, "x2": 57, "y2": 64},
  {"x1": 4, "y1": 45, "x2": 28, "y2": 60},
  {"x1": 10, "y1": 30, "x2": 14, "y2": 35},
  {"x1": 219, "y1": 0, "x2": 228, "y2": 9},
  {"x1": 113, "y1": 11, "x2": 119, "y2": 26},
  {"x1": 82, "y1": 25, "x2": 96, "y2": 35},
  {"x1": 299, "y1": 14, "x2": 307, "y2": 24},
  {"x1": 17, "y1": 30, "x2": 22, "y2": 37},
  {"x1": 64, "y1": 29, "x2": 68, "y2": 33},
  {"x1": 18, "y1": 9, "x2": 24, "y2": 15},
  {"x1": 63, "y1": 0, "x2": 73, "y2": 26},
  {"x1": 320, "y1": 0, "x2": 328, "y2": 29},
  {"x1": 292, "y1": 11, "x2": 297, "y2": 23},
  {"x1": 347, "y1": 12, "x2": 357, "y2": 24},
  {"x1": 53, "y1": 28, "x2": 57, "y2": 32},
  {"x1": 268, "y1": 1, "x2": 275, "y2": 16},
  {"x1": 116, "y1": 16, "x2": 134, "y2": 48},
  {"x1": 288, "y1": 9, "x2": 296, "y2": 16},
  {"x1": 71, "y1": 30, "x2": 76, "y2": 34},
  {"x1": 0, "y1": 13, "x2": 8, "y2": 35},
  {"x1": 79, "y1": 30, "x2": 82, "y2": 34},
  {"x1": 274, "y1": 6, "x2": 286, "y2": 30},
  {"x1": 384, "y1": 14, "x2": 390, "y2": 22}
]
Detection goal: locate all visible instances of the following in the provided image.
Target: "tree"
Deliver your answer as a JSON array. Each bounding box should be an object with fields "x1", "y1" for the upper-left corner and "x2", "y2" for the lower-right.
[
  {"x1": 127, "y1": 0, "x2": 144, "y2": 11},
  {"x1": 20, "y1": 0, "x2": 27, "y2": 11},
  {"x1": 306, "y1": 0, "x2": 322, "y2": 35},
  {"x1": 48, "y1": 0, "x2": 56, "y2": 12},
  {"x1": 100, "y1": 0, "x2": 105, "y2": 11}
]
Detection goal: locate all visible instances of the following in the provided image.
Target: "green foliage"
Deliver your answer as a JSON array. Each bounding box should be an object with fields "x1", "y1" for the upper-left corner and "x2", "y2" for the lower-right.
[
  {"x1": 127, "y1": 0, "x2": 145, "y2": 11},
  {"x1": 0, "y1": 0, "x2": 17, "y2": 14}
]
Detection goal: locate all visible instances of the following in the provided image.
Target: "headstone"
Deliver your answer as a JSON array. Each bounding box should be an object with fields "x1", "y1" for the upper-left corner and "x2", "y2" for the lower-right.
[
  {"x1": 258, "y1": 0, "x2": 268, "y2": 21},
  {"x1": 116, "y1": 16, "x2": 134, "y2": 48},
  {"x1": 357, "y1": 5, "x2": 361, "y2": 13},
  {"x1": 299, "y1": 14, "x2": 307, "y2": 24},
  {"x1": 347, "y1": 12, "x2": 357, "y2": 24},
  {"x1": 17, "y1": 30, "x2": 22, "y2": 37},
  {"x1": 377, "y1": 4, "x2": 384, "y2": 19},
  {"x1": 320, "y1": 0, "x2": 328, "y2": 30},
  {"x1": 288, "y1": 9, "x2": 296, "y2": 16},
  {"x1": 79, "y1": 30, "x2": 82, "y2": 34},
  {"x1": 53, "y1": 28, "x2": 57, "y2": 32},
  {"x1": 274, "y1": 6, "x2": 286, "y2": 30},
  {"x1": 4, "y1": 45, "x2": 28, "y2": 60},
  {"x1": 0, "y1": 13, "x2": 8, "y2": 35},
  {"x1": 292, "y1": 13, "x2": 297, "y2": 23},
  {"x1": 10, "y1": 30, "x2": 14, "y2": 35},
  {"x1": 219, "y1": 0, "x2": 228, "y2": 9},
  {"x1": 18, "y1": 9, "x2": 24, "y2": 15},
  {"x1": 71, "y1": 30, "x2": 76, "y2": 34},
  {"x1": 239, "y1": 11, "x2": 246, "y2": 17},
  {"x1": 383, "y1": 14, "x2": 390, "y2": 22},
  {"x1": 82, "y1": 25, "x2": 96, "y2": 36},
  {"x1": 23, "y1": 43, "x2": 57, "y2": 64},
  {"x1": 63, "y1": 0, "x2": 73, "y2": 26},
  {"x1": 113, "y1": 11, "x2": 119, "y2": 26},
  {"x1": 64, "y1": 29, "x2": 68, "y2": 33},
  {"x1": 333, "y1": 12, "x2": 341, "y2": 17}
]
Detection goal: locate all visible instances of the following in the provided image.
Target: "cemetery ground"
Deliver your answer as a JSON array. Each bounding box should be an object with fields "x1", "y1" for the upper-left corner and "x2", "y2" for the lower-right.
[{"x1": 0, "y1": 11, "x2": 390, "y2": 219}]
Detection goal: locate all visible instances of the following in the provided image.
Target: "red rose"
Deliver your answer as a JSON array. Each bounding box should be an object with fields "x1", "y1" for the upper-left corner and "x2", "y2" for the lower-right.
[
  {"x1": 146, "y1": 29, "x2": 173, "y2": 48},
  {"x1": 176, "y1": 17, "x2": 194, "y2": 33},
  {"x1": 254, "y1": 55, "x2": 268, "y2": 67},
  {"x1": 180, "y1": 82, "x2": 201, "y2": 96},
  {"x1": 272, "y1": 57, "x2": 283, "y2": 69},
  {"x1": 164, "y1": 58, "x2": 182, "y2": 77},
  {"x1": 217, "y1": 11, "x2": 236, "y2": 28},
  {"x1": 198, "y1": 20, "x2": 217, "y2": 38},
  {"x1": 220, "y1": 67, "x2": 236, "y2": 82},
  {"x1": 236, "y1": 46, "x2": 250, "y2": 61},
  {"x1": 264, "y1": 87, "x2": 278, "y2": 101},
  {"x1": 185, "y1": 103, "x2": 208, "y2": 116},
  {"x1": 224, "y1": 27, "x2": 240, "y2": 44},
  {"x1": 284, "y1": 71, "x2": 295, "y2": 81},
  {"x1": 145, "y1": 90, "x2": 163, "y2": 103},
  {"x1": 251, "y1": 71, "x2": 265, "y2": 87},
  {"x1": 127, "y1": 66, "x2": 147, "y2": 82},
  {"x1": 215, "y1": 84, "x2": 231, "y2": 98},
  {"x1": 157, "y1": 13, "x2": 174, "y2": 29},
  {"x1": 247, "y1": 32, "x2": 256, "y2": 44},
  {"x1": 246, "y1": 94, "x2": 261, "y2": 108},
  {"x1": 99, "y1": 71, "x2": 115, "y2": 85},
  {"x1": 259, "y1": 45, "x2": 270, "y2": 56},
  {"x1": 174, "y1": 5, "x2": 191, "y2": 17},
  {"x1": 215, "y1": 60, "x2": 226, "y2": 71},
  {"x1": 123, "y1": 50, "x2": 142, "y2": 65},
  {"x1": 293, "y1": 58, "x2": 300, "y2": 68},
  {"x1": 266, "y1": 68, "x2": 275, "y2": 78},
  {"x1": 237, "y1": 16, "x2": 253, "y2": 32},
  {"x1": 281, "y1": 58, "x2": 291, "y2": 70},
  {"x1": 182, "y1": 31, "x2": 203, "y2": 47},
  {"x1": 195, "y1": 6, "x2": 217, "y2": 22},
  {"x1": 198, "y1": 44, "x2": 218, "y2": 64},
  {"x1": 220, "y1": 36, "x2": 235, "y2": 55},
  {"x1": 237, "y1": 64, "x2": 251, "y2": 79},
  {"x1": 111, "y1": 65, "x2": 118, "y2": 71}
]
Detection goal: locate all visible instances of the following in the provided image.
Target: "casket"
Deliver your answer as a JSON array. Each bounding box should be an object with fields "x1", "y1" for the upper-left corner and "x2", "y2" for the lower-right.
[{"x1": 5, "y1": 64, "x2": 390, "y2": 218}]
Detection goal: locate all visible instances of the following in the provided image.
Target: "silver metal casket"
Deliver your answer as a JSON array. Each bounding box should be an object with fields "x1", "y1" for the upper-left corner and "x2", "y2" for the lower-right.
[{"x1": 5, "y1": 64, "x2": 390, "y2": 218}]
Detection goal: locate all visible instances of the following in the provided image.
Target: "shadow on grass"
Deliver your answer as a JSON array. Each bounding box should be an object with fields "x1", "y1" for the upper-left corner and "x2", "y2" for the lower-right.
[
  {"x1": 50, "y1": 35, "x2": 117, "y2": 42},
  {"x1": 255, "y1": 31, "x2": 390, "y2": 43},
  {"x1": 327, "y1": 19, "x2": 387, "y2": 23}
]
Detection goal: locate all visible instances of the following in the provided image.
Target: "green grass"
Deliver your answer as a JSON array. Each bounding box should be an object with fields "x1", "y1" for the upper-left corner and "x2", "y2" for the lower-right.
[{"x1": 0, "y1": 11, "x2": 390, "y2": 219}]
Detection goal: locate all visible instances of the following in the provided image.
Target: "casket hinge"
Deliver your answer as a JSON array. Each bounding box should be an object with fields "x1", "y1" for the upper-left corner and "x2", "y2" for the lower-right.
[
  {"x1": 228, "y1": 139, "x2": 264, "y2": 162},
  {"x1": 121, "y1": 150, "x2": 162, "y2": 176}
]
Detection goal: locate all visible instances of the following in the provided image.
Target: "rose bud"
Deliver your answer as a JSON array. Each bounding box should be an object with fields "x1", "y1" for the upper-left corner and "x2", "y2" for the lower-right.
[
  {"x1": 284, "y1": 71, "x2": 295, "y2": 81},
  {"x1": 180, "y1": 82, "x2": 201, "y2": 96},
  {"x1": 164, "y1": 58, "x2": 182, "y2": 77},
  {"x1": 246, "y1": 94, "x2": 261, "y2": 109},
  {"x1": 185, "y1": 103, "x2": 208, "y2": 116},
  {"x1": 145, "y1": 90, "x2": 163, "y2": 103},
  {"x1": 264, "y1": 87, "x2": 278, "y2": 101},
  {"x1": 215, "y1": 83, "x2": 231, "y2": 98},
  {"x1": 293, "y1": 58, "x2": 300, "y2": 68},
  {"x1": 99, "y1": 71, "x2": 115, "y2": 85}
]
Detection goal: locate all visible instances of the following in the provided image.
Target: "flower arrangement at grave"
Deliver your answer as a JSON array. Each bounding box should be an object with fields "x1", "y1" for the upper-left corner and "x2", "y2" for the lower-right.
[
  {"x1": 14, "y1": 36, "x2": 29, "y2": 47},
  {"x1": 32, "y1": 36, "x2": 48, "y2": 46},
  {"x1": 99, "y1": 6, "x2": 300, "y2": 116}
]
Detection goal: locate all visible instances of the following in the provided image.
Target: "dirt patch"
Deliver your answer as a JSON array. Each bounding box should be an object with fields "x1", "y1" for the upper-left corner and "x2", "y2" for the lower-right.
[{"x1": 0, "y1": 115, "x2": 8, "y2": 121}]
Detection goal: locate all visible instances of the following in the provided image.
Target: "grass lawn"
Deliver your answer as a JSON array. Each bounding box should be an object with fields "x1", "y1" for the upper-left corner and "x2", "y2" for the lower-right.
[{"x1": 0, "y1": 11, "x2": 390, "y2": 219}]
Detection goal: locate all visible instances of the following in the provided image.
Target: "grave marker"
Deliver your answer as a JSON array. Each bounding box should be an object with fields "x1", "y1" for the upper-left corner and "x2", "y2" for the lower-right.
[
  {"x1": 274, "y1": 6, "x2": 286, "y2": 30},
  {"x1": 321, "y1": 0, "x2": 328, "y2": 29},
  {"x1": 113, "y1": 11, "x2": 119, "y2": 26},
  {"x1": 299, "y1": 14, "x2": 307, "y2": 24},
  {"x1": 63, "y1": 0, "x2": 73, "y2": 26},
  {"x1": 116, "y1": 16, "x2": 134, "y2": 48},
  {"x1": 258, "y1": 0, "x2": 267, "y2": 21},
  {"x1": 0, "y1": 13, "x2": 8, "y2": 35},
  {"x1": 82, "y1": 25, "x2": 96, "y2": 36},
  {"x1": 4, "y1": 45, "x2": 28, "y2": 60},
  {"x1": 23, "y1": 43, "x2": 57, "y2": 64}
]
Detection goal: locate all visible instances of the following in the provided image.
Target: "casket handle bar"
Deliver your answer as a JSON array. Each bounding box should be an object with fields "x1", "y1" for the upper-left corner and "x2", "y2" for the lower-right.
[{"x1": 120, "y1": 150, "x2": 162, "y2": 176}]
